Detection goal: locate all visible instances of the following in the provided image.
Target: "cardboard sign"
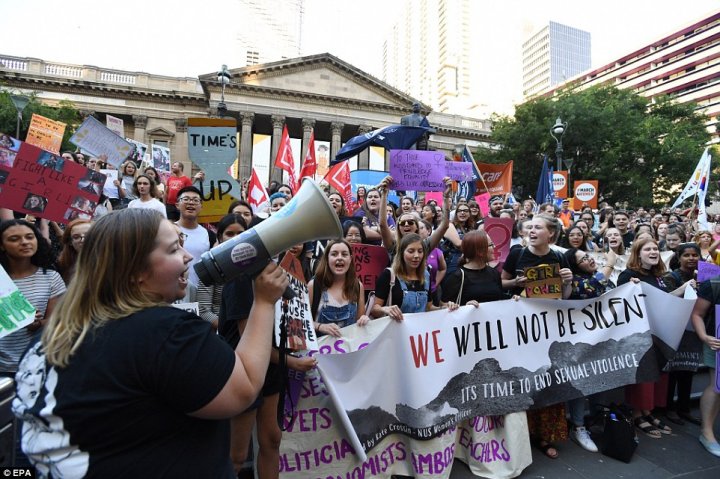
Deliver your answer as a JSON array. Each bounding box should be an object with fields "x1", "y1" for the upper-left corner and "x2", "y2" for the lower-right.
[
  {"x1": 126, "y1": 138, "x2": 149, "y2": 166},
  {"x1": 0, "y1": 141, "x2": 105, "y2": 223},
  {"x1": 698, "y1": 261, "x2": 720, "y2": 282},
  {"x1": 574, "y1": 180, "x2": 599, "y2": 209},
  {"x1": 187, "y1": 118, "x2": 242, "y2": 222},
  {"x1": 25, "y1": 114, "x2": 66, "y2": 155},
  {"x1": 70, "y1": 116, "x2": 134, "y2": 167},
  {"x1": 523, "y1": 263, "x2": 562, "y2": 298},
  {"x1": 151, "y1": 144, "x2": 171, "y2": 172},
  {"x1": 352, "y1": 243, "x2": 389, "y2": 291},
  {"x1": 484, "y1": 217, "x2": 514, "y2": 263},
  {"x1": 276, "y1": 252, "x2": 318, "y2": 352},
  {"x1": 475, "y1": 161, "x2": 513, "y2": 195},
  {"x1": 553, "y1": 170, "x2": 568, "y2": 198},
  {"x1": 389, "y1": 150, "x2": 445, "y2": 191},
  {"x1": 445, "y1": 161, "x2": 473, "y2": 182},
  {"x1": 105, "y1": 114, "x2": 125, "y2": 138},
  {"x1": 0, "y1": 264, "x2": 37, "y2": 339},
  {"x1": 474, "y1": 192, "x2": 491, "y2": 217}
]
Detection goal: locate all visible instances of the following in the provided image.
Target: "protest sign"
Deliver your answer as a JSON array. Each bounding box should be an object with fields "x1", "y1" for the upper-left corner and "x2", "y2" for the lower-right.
[
  {"x1": 352, "y1": 244, "x2": 389, "y2": 291},
  {"x1": 389, "y1": 150, "x2": 445, "y2": 191},
  {"x1": 151, "y1": 144, "x2": 171, "y2": 171},
  {"x1": 349, "y1": 170, "x2": 401, "y2": 206},
  {"x1": 483, "y1": 218, "x2": 514, "y2": 264},
  {"x1": 0, "y1": 141, "x2": 105, "y2": 223},
  {"x1": 574, "y1": 180, "x2": 599, "y2": 209},
  {"x1": 475, "y1": 162, "x2": 513, "y2": 195},
  {"x1": 316, "y1": 282, "x2": 692, "y2": 460},
  {"x1": 0, "y1": 264, "x2": 36, "y2": 339},
  {"x1": 187, "y1": 118, "x2": 241, "y2": 222},
  {"x1": 279, "y1": 320, "x2": 532, "y2": 479},
  {"x1": 25, "y1": 114, "x2": 66, "y2": 155},
  {"x1": 126, "y1": 138, "x2": 148, "y2": 166},
  {"x1": 474, "y1": 192, "x2": 491, "y2": 217},
  {"x1": 523, "y1": 263, "x2": 562, "y2": 298},
  {"x1": 553, "y1": 171, "x2": 568, "y2": 198},
  {"x1": 423, "y1": 191, "x2": 443, "y2": 205},
  {"x1": 445, "y1": 161, "x2": 473, "y2": 182},
  {"x1": 70, "y1": 116, "x2": 134, "y2": 167},
  {"x1": 276, "y1": 252, "x2": 318, "y2": 352},
  {"x1": 698, "y1": 261, "x2": 720, "y2": 282},
  {"x1": 105, "y1": 114, "x2": 125, "y2": 137}
]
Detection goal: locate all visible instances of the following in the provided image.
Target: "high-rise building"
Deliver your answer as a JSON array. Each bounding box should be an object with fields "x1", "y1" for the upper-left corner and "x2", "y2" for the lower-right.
[
  {"x1": 382, "y1": 0, "x2": 481, "y2": 116},
  {"x1": 522, "y1": 21, "x2": 591, "y2": 98},
  {"x1": 234, "y1": 0, "x2": 303, "y2": 66}
]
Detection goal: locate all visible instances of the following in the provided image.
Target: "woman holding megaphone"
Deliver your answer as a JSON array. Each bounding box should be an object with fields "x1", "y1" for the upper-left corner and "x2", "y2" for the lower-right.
[{"x1": 12, "y1": 209, "x2": 289, "y2": 478}]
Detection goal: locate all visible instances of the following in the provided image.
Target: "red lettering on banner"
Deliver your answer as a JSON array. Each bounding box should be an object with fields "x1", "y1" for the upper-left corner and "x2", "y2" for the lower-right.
[{"x1": 409, "y1": 330, "x2": 445, "y2": 367}]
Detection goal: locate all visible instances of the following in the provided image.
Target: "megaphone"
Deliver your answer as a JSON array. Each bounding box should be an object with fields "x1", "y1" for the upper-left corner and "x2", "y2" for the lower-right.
[{"x1": 194, "y1": 179, "x2": 342, "y2": 294}]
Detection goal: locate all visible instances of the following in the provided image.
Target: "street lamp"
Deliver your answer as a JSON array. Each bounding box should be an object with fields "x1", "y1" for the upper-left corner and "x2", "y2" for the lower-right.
[
  {"x1": 550, "y1": 117, "x2": 567, "y2": 171},
  {"x1": 10, "y1": 94, "x2": 30, "y2": 139},
  {"x1": 216, "y1": 64, "x2": 231, "y2": 117}
]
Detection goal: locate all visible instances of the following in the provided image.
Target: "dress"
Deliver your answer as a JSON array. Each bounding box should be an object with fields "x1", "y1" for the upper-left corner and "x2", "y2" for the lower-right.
[{"x1": 12, "y1": 307, "x2": 236, "y2": 478}]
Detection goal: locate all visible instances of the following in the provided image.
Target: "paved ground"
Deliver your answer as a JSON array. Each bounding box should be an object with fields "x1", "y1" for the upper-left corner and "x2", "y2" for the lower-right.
[{"x1": 450, "y1": 370, "x2": 720, "y2": 478}]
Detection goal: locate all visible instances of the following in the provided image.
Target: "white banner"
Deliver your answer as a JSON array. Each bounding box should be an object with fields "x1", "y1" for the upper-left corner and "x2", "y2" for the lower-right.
[{"x1": 317, "y1": 283, "x2": 693, "y2": 461}]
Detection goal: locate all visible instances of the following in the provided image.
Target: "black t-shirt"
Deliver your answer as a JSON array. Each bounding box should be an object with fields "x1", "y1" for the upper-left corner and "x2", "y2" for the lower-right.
[
  {"x1": 617, "y1": 268, "x2": 669, "y2": 292},
  {"x1": 696, "y1": 280, "x2": 717, "y2": 335},
  {"x1": 622, "y1": 231, "x2": 634, "y2": 248},
  {"x1": 375, "y1": 268, "x2": 427, "y2": 308},
  {"x1": 13, "y1": 307, "x2": 236, "y2": 478},
  {"x1": 442, "y1": 266, "x2": 503, "y2": 305},
  {"x1": 502, "y1": 247, "x2": 570, "y2": 295},
  {"x1": 218, "y1": 276, "x2": 254, "y2": 348}
]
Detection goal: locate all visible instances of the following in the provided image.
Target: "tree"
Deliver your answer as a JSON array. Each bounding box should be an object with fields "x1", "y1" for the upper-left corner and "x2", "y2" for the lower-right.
[
  {"x1": 475, "y1": 85, "x2": 711, "y2": 207},
  {"x1": 0, "y1": 90, "x2": 81, "y2": 151}
]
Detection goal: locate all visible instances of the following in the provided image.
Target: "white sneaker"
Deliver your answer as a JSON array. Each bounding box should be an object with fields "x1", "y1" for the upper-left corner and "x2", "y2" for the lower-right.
[{"x1": 572, "y1": 426, "x2": 599, "y2": 453}]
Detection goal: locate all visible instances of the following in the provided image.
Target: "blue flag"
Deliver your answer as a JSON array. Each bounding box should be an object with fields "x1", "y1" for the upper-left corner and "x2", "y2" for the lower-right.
[
  {"x1": 535, "y1": 156, "x2": 554, "y2": 206},
  {"x1": 331, "y1": 125, "x2": 432, "y2": 165},
  {"x1": 456, "y1": 146, "x2": 482, "y2": 201}
]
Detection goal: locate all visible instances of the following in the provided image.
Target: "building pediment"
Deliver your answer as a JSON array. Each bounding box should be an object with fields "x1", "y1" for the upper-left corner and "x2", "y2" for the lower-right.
[
  {"x1": 146, "y1": 126, "x2": 174, "y2": 138},
  {"x1": 198, "y1": 53, "x2": 430, "y2": 113}
]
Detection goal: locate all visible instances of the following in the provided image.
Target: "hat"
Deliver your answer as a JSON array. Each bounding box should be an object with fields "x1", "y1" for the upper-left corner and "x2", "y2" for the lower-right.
[{"x1": 489, "y1": 195, "x2": 503, "y2": 204}]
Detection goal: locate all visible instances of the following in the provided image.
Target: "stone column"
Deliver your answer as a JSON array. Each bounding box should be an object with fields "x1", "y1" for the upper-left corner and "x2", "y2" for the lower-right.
[
  {"x1": 270, "y1": 115, "x2": 286, "y2": 184},
  {"x1": 174, "y1": 118, "x2": 188, "y2": 166},
  {"x1": 357, "y1": 125, "x2": 373, "y2": 170},
  {"x1": 133, "y1": 115, "x2": 147, "y2": 144},
  {"x1": 239, "y1": 112, "x2": 254, "y2": 181},
  {"x1": 300, "y1": 118, "x2": 316, "y2": 168},
  {"x1": 330, "y1": 122, "x2": 344, "y2": 162}
]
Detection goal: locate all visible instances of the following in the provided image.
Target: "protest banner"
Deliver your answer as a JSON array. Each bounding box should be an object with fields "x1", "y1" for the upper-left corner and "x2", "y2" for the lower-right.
[
  {"x1": 523, "y1": 263, "x2": 562, "y2": 298},
  {"x1": 105, "y1": 114, "x2": 125, "y2": 137},
  {"x1": 25, "y1": 114, "x2": 66, "y2": 155},
  {"x1": 483, "y1": 218, "x2": 513, "y2": 264},
  {"x1": 475, "y1": 162, "x2": 513, "y2": 195},
  {"x1": 352, "y1": 244, "x2": 389, "y2": 291},
  {"x1": 187, "y1": 118, "x2": 242, "y2": 222},
  {"x1": 349, "y1": 170, "x2": 401, "y2": 206},
  {"x1": 444, "y1": 161, "x2": 473, "y2": 182},
  {"x1": 276, "y1": 252, "x2": 318, "y2": 352},
  {"x1": 474, "y1": 192, "x2": 491, "y2": 217},
  {"x1": 316, "y1": 282, "x2": 692, "y2": 461},
  {"x1": 389, "y1": 150, "x2": 446, "y2": 191},
  {"x1": 69, "y1": 116, "x2": 134, "y2": 168},
  {"x1": 0, "y1": 141, "x2": 105, "y2": 223},
  {"x1": 698, "y1": 261, "x2": 720, "y2": 282},
  {"x1": 552, "y1": 171, "x2": 568, "y2": 199},
  {"x1": 0, "y1": 264, "x2": 36, "y2": 339},
  {"x1": 279, "y1": 320, "x2": 532, "y2": 479},
  {"x1": 574, "y1": 180, "x2": 599, "y2": 209},
  {"x1": 126, "y1": 138, "x2": 148, "y2": 166}
]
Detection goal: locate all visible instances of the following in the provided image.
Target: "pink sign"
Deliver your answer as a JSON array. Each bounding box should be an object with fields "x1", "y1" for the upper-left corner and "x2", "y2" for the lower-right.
[
  {"x1": 475, "y1": 193, "x2": 491, "y2": 217},
  {"x1": 484, "y1": 217, "x2": 514, "y2": 263},
  {"x1": 352, "y1": 243, "x2": 389, "y2": 291},
  {"x1": 423, "y1": 191, "x2": 444, "y2": 204}
]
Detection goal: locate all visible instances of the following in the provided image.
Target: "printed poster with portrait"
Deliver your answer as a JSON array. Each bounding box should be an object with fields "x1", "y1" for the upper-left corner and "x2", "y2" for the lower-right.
[
  {"x1": 152, "y1": 144, "x2": 171, "y2": 172},
  {"x1": 0, "y1": 137, "x2": 105, "y2": 223}
]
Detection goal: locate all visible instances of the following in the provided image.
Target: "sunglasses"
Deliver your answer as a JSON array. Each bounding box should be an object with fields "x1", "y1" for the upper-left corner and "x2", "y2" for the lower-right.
[
  {"x1": 457, "y1": 209, "x2": 470, "y2": 213},
  {"x1": 399, "y1": 219, "x2": 417, "y2": 227}
]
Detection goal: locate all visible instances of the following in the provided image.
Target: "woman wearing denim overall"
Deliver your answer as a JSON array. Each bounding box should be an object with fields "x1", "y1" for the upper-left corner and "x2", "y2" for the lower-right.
[
  {"x1": 308, "y1": 240, "x2": 371, "y2": 337},
  {"x1": 371, "y1": 233, "x2": 458, "y2": 321}
]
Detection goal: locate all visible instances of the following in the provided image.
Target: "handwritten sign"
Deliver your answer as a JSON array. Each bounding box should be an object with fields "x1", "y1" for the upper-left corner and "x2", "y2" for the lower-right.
[
  {"x1": 70, "y1": 116, "x2": 134, "y2": 167},
  {"x1": 276, "y1": 253, "x2": 318, "y2": 352},
  {"x1": 106, "y1": 114, "x2": 125, "y2": 137},
  {"x1": 523, "y1": 263, "x2": 562, "y2": 298},
  {"x1": 25, "y1": 114, "x2": 66, "y2": 155},
  {"x1": 698, "y1": 261, "x2": 720, "y2": 282},
  {"x1": 352, "y1": 244, "x2": 389, "y2": 291},
  {"x1": 389, "y1": 150, "x2": 445, "y2": 191},
  {"x1": 0, "y1": 264, "x2": 37, "y2": 339},
  {"x1": 475, "y1": 192, "x2": 491, "y2": 217},
  {"x1": 0, "y1": 140, "x2": 105, "y2": 223},
  {"x1": 484, "y1": 217, "x2": 514, "y2": 264},
  {"x1": 445, "y1": 161, "x2": 473, "y2": 182}
]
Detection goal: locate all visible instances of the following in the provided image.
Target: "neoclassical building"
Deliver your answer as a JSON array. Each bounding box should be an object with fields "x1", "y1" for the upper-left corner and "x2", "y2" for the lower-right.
[{"x1": 0, "y1": 53, "x2": 494, "y2": 184}]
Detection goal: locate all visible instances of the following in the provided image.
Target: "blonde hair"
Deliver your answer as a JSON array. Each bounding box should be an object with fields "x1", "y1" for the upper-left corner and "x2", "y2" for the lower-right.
[{"x1": 43, "y1": 209, "x2": 166, "y2": 367}]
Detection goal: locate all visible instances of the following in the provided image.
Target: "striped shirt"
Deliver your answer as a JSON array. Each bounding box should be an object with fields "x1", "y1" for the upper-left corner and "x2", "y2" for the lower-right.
[{"x1": 0, "y1": 268, "x2": 65, "y2": 374}]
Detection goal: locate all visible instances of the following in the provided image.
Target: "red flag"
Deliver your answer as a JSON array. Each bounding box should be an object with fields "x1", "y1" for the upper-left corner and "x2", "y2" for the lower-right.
[
  {"x1": 324, "y1": 161, "x2": 355, "y2": 214},
  {"x1": 247, "y1": 167, "x2": 269, "y2": 213},
  {"x1": 299, "y1": 130, "x2": 317, "y2": 182},
  {"x1": 274, "y1": 125, "x2": 298, "y2": 192}
]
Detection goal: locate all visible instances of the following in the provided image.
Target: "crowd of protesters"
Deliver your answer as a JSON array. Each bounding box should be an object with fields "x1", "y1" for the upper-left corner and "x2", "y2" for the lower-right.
[{"x1": 1, "y1": 155, "x2": 719, "y2": 477}]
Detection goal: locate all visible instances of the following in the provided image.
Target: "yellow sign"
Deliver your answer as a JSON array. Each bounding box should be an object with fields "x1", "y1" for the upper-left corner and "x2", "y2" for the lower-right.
[
  {"x1": 523, "y1": 263, "x2": 562, "y2": 299},
  {"x1": 25, "y1": 114, "x2": 66, "y2": 154}
]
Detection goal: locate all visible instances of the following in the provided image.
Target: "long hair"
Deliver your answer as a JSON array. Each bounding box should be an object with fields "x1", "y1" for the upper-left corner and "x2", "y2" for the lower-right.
[
  {"x1": 360, "y1": 188, "x2": 381, "y2": 224},
  {"x1": 329, "y1": 192, "x2": 348, "y2": 217},
  {"x1": 392, "y1": 233, "x2": 427, "y2": 285},
  {"x1": 563, "y1": 225, "x2": 587, "y2": 251},
  {"x1": 313, "y1": 239, "x2": 359, "y2": 303},
  {"x1": 603, "y1": 227, "x2": 626, "y2": 255},
  {"x1": 216, "y1": 213, "x2": 247, "y2": 240},
  {"x1": 121, "y1": 161, "x2": 138, "y2": 178},
  {"x1": 0, "y1": 219, "x2": 54, "y2": 272},
  {"x1": 626, "y1": 238, "x2": 665, "y2": 277},
  {"x1": 461, "y1": 230, "x2": 492, "y2": 264},
  {"x1": 343, "y1": 220, "x2": 367, "y2": 244},
  {"x1": 42, "y1": 209, "x2": 166, "y2": 367},
  {"x1": 56, "y1": 219, "x2": 92, "y2": 283},
  {"x1": 143, "y1": 166, "x2": 163, "y2": 186},
  {"x1": 131, "y1": 174, "x2": 160, "y2": 199}
]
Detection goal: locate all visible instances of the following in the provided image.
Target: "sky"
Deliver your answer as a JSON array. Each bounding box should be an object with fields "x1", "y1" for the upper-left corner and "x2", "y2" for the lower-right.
[{"x1": 0, "y1": 0, "x2": 718, "y2": 115}]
